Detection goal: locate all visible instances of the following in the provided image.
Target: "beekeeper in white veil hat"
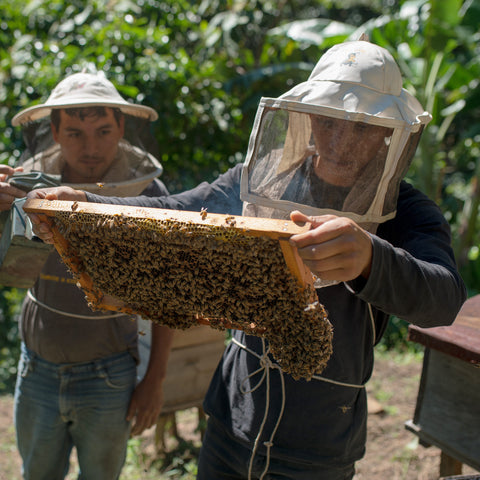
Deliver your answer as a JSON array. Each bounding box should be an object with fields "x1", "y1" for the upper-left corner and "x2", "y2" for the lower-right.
[
  {"x1": 3, "y1": 70, "x2": 174, "y2": 480},
  {"x1": 241, "y1": 39, "x2": 431, "y2": 233},
  {"x1": 11, "y1": 71, "x2": 163, "y2": 197}
]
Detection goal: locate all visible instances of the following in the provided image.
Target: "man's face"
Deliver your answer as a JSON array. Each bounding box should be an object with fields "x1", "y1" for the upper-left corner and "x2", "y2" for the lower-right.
[
  {"x1": 309, "y1": 116, "x2": 393, "y2": 187},
  {"x1": 51, "y1": 108, "x2": 124, "y2": 183}
]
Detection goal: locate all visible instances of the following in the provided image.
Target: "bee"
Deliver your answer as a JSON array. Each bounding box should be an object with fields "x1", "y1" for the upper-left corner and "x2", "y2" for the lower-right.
[
  {"x1": 225, "y1": 216, "x2": 236, "y2": 227},
  {"x1": 96, "y1": 182, "x2": 105, "y2": 188},
  {"x1": 200, "y1": 207, "x2": 208, "y2": 220},
  {"x1": 71, "y1": 201, "x2": 79, "y2": 211},
  {"x1": 304, "y1": 301, "x2": 319, "y2": 312}
]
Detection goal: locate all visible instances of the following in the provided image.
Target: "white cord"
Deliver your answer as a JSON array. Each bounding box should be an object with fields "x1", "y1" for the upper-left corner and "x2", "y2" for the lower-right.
[
  {"x1": 367, "y1": 302, "x2": 376, "y2": 345},
  {"x1": 231, "y1": 335, "x2": 365, "y2": 480},
  {"x1": 232, "y1": 337, "x2": 286, "y2": 480},
  {"x1": 27, "y1": 289, "x2": 126, "y2": 320}
]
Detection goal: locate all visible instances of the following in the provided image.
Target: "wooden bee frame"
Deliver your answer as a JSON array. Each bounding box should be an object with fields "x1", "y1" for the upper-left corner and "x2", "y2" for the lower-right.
[{"x1": 24, "y1": 199, "x2": 333, "y2": 379}]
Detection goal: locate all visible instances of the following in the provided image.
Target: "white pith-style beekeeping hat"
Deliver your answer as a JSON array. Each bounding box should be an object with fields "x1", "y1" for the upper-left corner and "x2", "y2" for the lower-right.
[
  {"x1": 241, "y1": 39, "x2": 431, "y2": 229},
  {"x1": 12, "y1": 72, "x2": 163, "y2": 196},
  {"x1": 12, "y1": 72, "x2": 158, "y2": 126}
]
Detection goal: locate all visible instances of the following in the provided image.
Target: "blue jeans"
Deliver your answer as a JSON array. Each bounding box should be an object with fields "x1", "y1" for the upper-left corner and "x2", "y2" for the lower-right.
[
  {"x1": 197, "y1": 418, "x2": 356, "y2": 480},
  {"x1": 14, "y1": 343, "x2": 136, "y2": 480}
]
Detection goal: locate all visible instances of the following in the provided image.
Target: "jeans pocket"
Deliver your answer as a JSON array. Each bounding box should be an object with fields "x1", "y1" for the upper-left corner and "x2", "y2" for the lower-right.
[{"x1": 100, "y1": 359, "x2": 136, "y2": 390}]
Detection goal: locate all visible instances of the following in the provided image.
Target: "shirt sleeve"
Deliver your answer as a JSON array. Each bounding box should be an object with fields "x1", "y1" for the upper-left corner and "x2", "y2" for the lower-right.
[
  {"x1": 140, "y1": 178, "x2": 170, "y2": 197},
  {"x1": 353, "y1": 181, "x2": 466, "y2": 328},
  {"x1": 86, "y1": 163, "x2": 243, "y2": 215}
]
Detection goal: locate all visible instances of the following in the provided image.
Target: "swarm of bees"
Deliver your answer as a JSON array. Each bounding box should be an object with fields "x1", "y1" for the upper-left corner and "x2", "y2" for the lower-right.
[{"x1": 51, "y1": 208, "x2": 333, "y2": 380}]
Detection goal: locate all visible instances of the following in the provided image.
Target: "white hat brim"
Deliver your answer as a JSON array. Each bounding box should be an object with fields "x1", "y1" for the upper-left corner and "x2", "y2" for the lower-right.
[
  {"x1": 280, "y1": 80, "x2": 431, "y2": 127},
  {"x1": 12, "y1": 99, "x2": 158, "y2": 126}
]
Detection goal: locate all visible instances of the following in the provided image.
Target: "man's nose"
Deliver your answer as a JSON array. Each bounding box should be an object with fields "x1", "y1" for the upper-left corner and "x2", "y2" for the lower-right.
[
  {"x1": 82, "y1": 136, "x2": 101, "y2": 155},
  {"x1": 329, "y1": 125, "x2": 351, "y2": 154}
]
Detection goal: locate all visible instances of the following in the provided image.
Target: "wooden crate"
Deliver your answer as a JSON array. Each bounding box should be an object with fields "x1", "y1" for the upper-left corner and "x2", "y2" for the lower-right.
[
  {"x1": 406, "y1": 295, "x2": 480, "y2": 476},
  {"x1": 137, "y1": 321, "x2": 225, "y2": 412},
  {"x1": 162, "y1": 326, "x2": 226, "y2": 413}
]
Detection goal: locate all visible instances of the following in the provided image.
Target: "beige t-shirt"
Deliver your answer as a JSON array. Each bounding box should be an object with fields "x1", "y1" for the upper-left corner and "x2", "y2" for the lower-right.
[{"x1": 20, "y1": 250, "x2": 139, "y2": 364}]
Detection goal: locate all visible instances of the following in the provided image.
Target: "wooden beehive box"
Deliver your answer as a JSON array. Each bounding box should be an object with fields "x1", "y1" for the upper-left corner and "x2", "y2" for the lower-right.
[
  {"x1": 406, "y1": 295, "x2": 480, "y2": 474},
  {"x1": 23, "y1": 198, "x2": 333, "y2": 380}
]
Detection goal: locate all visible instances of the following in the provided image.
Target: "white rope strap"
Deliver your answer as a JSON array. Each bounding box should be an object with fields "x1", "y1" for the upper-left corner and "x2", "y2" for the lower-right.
[
  {"x1": 231, "y1": 326, "x2": 369, "y2": 479},
  {"x1": 26, "y1": 289, "x2": 126, "y2": 320},
  {"x1": 232, "y1": 337, "x2": 286, "y2": 480},
  {"x1": 310, "y1": 372, "x2": 365, "y2": 388},
  {"x1": 228, "y1": 292, "x2": 376, "y2": 477},
  {"x1": 310, "y1": 301, "x2": 374, "y2": 388},
  {"x1": 368, "y1": 302, "x2": 376, "y2": 345}
]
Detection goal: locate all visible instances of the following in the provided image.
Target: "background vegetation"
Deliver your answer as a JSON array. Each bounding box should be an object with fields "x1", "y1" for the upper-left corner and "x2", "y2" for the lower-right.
[{"x1": 0, "y1": 0, "x2": 479, "y2": 474}]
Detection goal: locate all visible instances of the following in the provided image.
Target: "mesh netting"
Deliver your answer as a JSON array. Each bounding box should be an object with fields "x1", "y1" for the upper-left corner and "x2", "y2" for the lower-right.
[
  {"x1": 243, "y1": 107, "x2": 394, "y2": 223},
  {"x1": 17, "y1": 114, "x2": 163, "y2": 196},
  {"x1": 241, "y1": 100, "x2": 427, "y2": 235}
]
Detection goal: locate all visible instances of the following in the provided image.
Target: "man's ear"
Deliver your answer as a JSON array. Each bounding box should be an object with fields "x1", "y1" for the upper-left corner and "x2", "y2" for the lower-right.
[{"x1": 51, "y1": 122, "x2": 59, "y2": 143}]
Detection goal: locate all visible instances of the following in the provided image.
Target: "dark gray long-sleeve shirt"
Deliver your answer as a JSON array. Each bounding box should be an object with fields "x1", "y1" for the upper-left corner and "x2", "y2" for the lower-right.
[{"x1": 86, "y1": 162, "x2": 466, "y2": 466}]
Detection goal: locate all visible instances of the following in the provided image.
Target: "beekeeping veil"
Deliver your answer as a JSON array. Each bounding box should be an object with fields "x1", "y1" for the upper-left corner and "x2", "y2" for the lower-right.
[
  {"x1": 241, "y1": 40, "x2": 431, "y2": 232},
  {"x1": 11, "y1": 71, "x2": 163, "y2": 196}
]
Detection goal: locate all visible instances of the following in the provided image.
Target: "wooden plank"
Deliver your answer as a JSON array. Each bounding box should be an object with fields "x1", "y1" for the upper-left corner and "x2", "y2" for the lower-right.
[
  {"x1": 23, "y1": 199, "x2": 311, "y2": 238},
  {"x1": 0, "y1": 244, "x2": 52, "y2": 288},
  {"x1": 440, "y1": 452, "x2": 463, "y2": 477},
  {"x1": 0, "y1": 200, "x2": 53, "y2": 287},
  {"x1": 278, "y1": 237, "x2": 315, "y2": 292},
  {"x1": 408, "y1": 295, "x2": 480, "y2": 364}
]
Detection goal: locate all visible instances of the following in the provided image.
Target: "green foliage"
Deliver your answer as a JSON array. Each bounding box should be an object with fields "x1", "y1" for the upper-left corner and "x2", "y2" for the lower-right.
[
  {"x1": 377, "y1": 316, "x2": 423, "y2": 354},
  {"x1": 0, "y1": 288, "x2": 25, "y2": 393},
  {"x1": 356, "y1": 0, "x2": 480, "y2": 291},
  {"x1": 0, "y1": 0, "x2": 386, "y2": 191}
]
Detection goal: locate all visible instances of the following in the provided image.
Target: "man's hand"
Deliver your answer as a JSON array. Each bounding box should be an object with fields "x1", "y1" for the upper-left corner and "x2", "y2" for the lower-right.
[
  {"x1": 25, "y1": 186, "x2": 87, "y2": 244},
  {"x1": 289, "y1": 210, "x2": 373, "y2": 283},
  {"x1": 0, "y1": 165, "x2": 26, "y2": 211},
  {"x1": 127, "y1": 324, "x2": 174, "y2": 436},
  {"x1": 126, "y1": 377, "x2": 165, "y2": 436},
  {"x1": 26, "y1": 185, "x2": 87, "y2": 202}
]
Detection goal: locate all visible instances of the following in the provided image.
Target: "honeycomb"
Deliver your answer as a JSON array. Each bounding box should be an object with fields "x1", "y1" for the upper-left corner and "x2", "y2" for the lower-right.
[{"x1": 25, "y1": 200, "x2": 333, "y2": 380}]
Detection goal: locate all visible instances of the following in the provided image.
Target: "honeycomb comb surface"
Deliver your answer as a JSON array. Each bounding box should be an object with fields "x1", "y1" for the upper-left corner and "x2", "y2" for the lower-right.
[{"x1": 24, "y1": 199, "x2": 333, "y2": 379}]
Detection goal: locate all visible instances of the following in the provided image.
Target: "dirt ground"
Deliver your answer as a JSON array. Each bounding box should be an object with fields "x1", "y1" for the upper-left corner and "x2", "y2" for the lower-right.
[{"x1": 0, "y1": 351, "x2": 478, "y2": 479}]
